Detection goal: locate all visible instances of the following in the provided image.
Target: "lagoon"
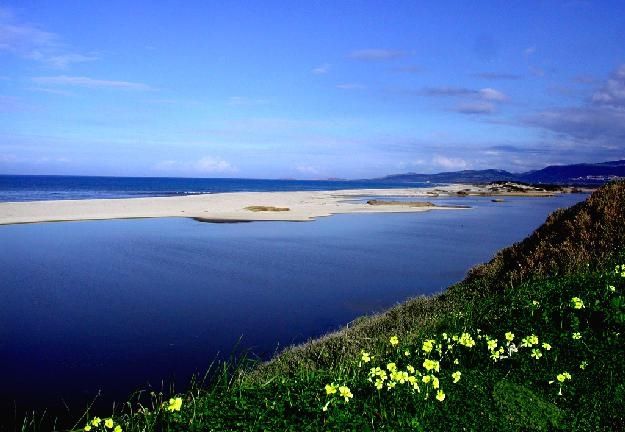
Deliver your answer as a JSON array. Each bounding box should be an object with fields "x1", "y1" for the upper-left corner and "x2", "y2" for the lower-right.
[{"x1": 0, "y1": 194, "x2": 586, "y2": 420}]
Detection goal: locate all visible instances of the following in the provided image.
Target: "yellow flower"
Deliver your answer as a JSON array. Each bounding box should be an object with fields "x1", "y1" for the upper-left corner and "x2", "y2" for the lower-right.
[
  {"x1": 431, "y1": 376, "x2": 440, "y2": 389},
  {"x1": 452, "y1": 371, "x2": 461, "y2": 383},
  {"x1": 422, "y1": 375, "x2": 431, "y2": 384},
  {"x1": 91, "y1": 418, "x2": 102, "y2": 427},
  {"x1": 406, "y1": 364, "x2": 415, "y2": 374},
  {"x1": 386, "y1": 362, "x2": 397, "y2": 372},
  {"x1": 114, "y1": 426, "x2": 122, "y2": 432},
  {"x1": 608, "y1": 285, "x2": 616, "y2": 292},
  {"x1": 490, "y1": 350, "x2": 501, "y2": 361},
  {"x1": 436, "y1": 389, "x2": 445, "y2": 401},
  {"x1": 542, "y1": 342, "x2": 551, "y2": 350},
  {"x1": 531, "y1": 348, "x2": 542, "y2": 359},
  {"x1": 505, "y1": 332, "x2": 514, "y2": 341},
  {"x1": 325, "y1": 383, "x2": 338, "y2": 395},
  {"x1": 386, "y1": 381, "x2": 396, "y2": 390},
  {"x1": 166, "y1": 397, "x2": 183, "y2": 412},
  {"x1": 422, "y1": 339, "x2": 435, "y2": 353},
  {"x1": 556, "y1": 372, "x2": 572, "y2": 383},
  {"x1": 572, "y1": 332, "x2": 582, "y2": 340},
  {"x1": 105, "y1": 418, "x2": 114, "y2": 429},
  {"x1": 360, "y1": 351, "x2": 372, "y2": 363},
  {"x1": 375, "y1": 379, "x2": 384, "y2": 390},
  {"x1": 404, "y1": 350, "x2": 411, "y2": 357},
  {"x1": 389, "y1": 335, "x2": 399, "y2": 346},
  {"x1": 408, "y1": 375, "x2": 420, "y2": 391},
  {"x1": 487, "y1": 339, "x2": 498, "y2": 351},
  {"x1": 84, "y1": 426, "x2": 92, "y2": 432},
  {"x1": 521, "y1": 334, "x2": 539, "y2": 347},
  {"x1": 532, "y1": 300, "x2": 540, "y2": 307},
  {"x1": 580, "y1": 361, "x2": 588, "y2": 370},
  {"x1": 423, "y1": 359, "x2": 440, "y2": 372},
  {"x1": 338, "y1": 386, "x2": 353, "y2": 402},
  {"x1": 458, "y1": 332, "x2": 475, "y2": 348},
  {"x1": 615, "y1": 264, "x2": 625, "y2": 277},
  {"x1": 391, "y1": 371, "x2": 409, "y2": 384},
  {"x1": 453, "y1": 358, "x2": 459, "y2": 365},
  {"x1": 570, "y1": 297, "x2": 585, "y2": 309}
]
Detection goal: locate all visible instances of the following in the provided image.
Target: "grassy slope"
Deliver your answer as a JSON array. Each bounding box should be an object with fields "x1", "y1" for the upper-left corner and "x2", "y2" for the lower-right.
[
  {"x1": 26, "y1": 182, "x2": 625, "y2": 431},
  {"x1": 254, "y1": 181, "x2": 625, "y2": 379}
]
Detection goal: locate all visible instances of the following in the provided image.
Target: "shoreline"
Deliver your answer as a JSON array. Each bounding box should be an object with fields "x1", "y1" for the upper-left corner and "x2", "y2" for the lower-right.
[{"x1": 0, "y1": 183, "x2": 567, "y2": 225}]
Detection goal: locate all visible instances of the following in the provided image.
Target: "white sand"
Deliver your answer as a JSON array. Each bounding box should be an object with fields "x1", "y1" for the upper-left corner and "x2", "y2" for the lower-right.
[
  {"x1": 0, "y1": 185, "x2": 489, "y2": 225},
  {"x1": 0, "y1": 183, "x2": 563, "y2": 225}
]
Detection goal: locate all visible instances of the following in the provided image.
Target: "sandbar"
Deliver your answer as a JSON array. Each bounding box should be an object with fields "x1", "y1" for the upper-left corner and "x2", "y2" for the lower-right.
[{"x1": 0, "y1": 183, "x2": 566, "y2": 225}]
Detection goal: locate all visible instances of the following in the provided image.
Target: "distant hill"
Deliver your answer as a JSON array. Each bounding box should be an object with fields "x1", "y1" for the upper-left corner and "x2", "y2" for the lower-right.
[{"x1": 374, "y1": 160, "x2": 625, "y2": 185}]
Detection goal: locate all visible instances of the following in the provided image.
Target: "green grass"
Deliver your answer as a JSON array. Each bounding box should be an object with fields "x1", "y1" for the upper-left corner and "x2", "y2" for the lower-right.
[
  {"x1": 60, "y1": 263, "x2": 625, "y2": 432},
  {"x1": 18, "y1": 181, "x2": 625, "y2": 431}
]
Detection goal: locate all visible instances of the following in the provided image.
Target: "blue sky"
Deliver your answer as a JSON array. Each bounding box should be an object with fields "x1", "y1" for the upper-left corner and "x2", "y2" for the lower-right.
[{"x1": 1, "y1": 1, "x2": 625, "y2": 178}]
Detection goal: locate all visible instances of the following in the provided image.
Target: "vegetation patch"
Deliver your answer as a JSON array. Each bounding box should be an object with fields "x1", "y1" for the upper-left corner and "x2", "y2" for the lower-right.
[{"x1": 244, "y1": 205, "x2": 290, "y2": 212}]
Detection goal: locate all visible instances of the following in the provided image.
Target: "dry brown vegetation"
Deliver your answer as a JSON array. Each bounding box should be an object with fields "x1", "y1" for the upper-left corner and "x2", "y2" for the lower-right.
[
  {"x1": 461, "y1": 180, "x2": 625, "y2": 296},
  {"x1": 244, "y1": 206, "x2": 290, "y2": 212}
]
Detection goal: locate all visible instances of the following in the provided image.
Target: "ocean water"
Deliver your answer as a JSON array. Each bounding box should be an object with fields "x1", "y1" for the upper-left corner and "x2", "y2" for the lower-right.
[
  {"x1": 0, "y1": 175, "x2": 427, "y2": 202},
  {"x1": 0, "y1": 192, "x2": 587, "y2": 425}
]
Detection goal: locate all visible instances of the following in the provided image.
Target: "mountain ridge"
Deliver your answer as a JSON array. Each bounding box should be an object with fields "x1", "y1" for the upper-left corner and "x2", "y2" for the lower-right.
[{"x1": 372, "y1": 159, "x2": 625, "y2": 185}]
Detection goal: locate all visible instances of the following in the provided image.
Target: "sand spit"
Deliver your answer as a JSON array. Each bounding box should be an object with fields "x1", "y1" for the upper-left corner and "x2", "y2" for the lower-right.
[{"x1": 0, "y1": 183, "x2": 568, "y2": 225}]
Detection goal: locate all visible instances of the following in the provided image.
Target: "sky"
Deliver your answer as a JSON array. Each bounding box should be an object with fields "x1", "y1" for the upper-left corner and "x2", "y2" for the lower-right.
[{"x1": 1, "y1": 0, "x2": 625, "y2": 179}]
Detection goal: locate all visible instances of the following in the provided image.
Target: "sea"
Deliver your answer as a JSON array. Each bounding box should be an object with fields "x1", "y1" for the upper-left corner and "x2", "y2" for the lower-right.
[
  {"x1": 0, "y1": 175, "x2": 588, "y2": 426},
  {"x1": 0, "y1": 175, "x2": 425, "y2": 202}
]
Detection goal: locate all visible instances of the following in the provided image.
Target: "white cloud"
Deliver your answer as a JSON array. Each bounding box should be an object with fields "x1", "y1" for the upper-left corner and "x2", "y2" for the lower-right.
[
  {"x1": 312, "y1": 63, "x2": 330, "y2": 74},
  {"x1": 0, "y1": 7, "x2": 97, "y2": 68},
  {"x1": 349, "y1": 49, "x2": 405, "y2": 61},
  {"x1": 432, "y1": 155, "x2": 469, "y2": 170},
  {"x1": 44, "y1": 53, "x2": 98, "y2": 69},
  {"x1": 422, "y1": 86, "x2": 508, "y2": 115},
  {"x1": 32, "y1": 75, "x2": 152, "y2": 90},
  {"x1": 479, "y1": 88, "x2": 508, "y2": 102},
  {"x1": 454, "y1": 101, "x2": 495, "y2": 114},
  {"x1": 0, "y1": 153, "x2": 70, "y2": 164},
  {"x1": 336, "y1": 83, "x2": 366, "y2": 90},
  {"x1": 194, "y1": 156, "x2": 235, "y2": 173},
  {"x1": 422, "y1": 86, "x2": 508, "y2": 102},
  {"x1": 154, "y1": 156, "x2": 236, "y2": 175},
  {"x1": 27, "y1": 87, "x2": 74, "y2": 96},
  {"x1": 591, "y1": 64, "x2": 625, "y2": 107},
  {"x1": 296, "y1": 165, "x2": 320, "y2": 175},
  {"x1": 524, "y1": 64, "x2": 625, "y2": 143}
]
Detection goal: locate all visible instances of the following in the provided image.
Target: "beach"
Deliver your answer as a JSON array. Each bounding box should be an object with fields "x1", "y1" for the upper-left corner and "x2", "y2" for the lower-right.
[{"x1": 0, "y1": 183, "x2": 562, "y2": 225}]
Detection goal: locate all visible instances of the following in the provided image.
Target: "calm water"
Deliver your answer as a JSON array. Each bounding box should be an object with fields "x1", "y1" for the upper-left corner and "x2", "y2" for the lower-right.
[
  {"x1": 0, "y1": 175, "x2": 427, "y2": 202},
  {"x1": 0, "y1": 193, "x2": 586, "y2": 424}
]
